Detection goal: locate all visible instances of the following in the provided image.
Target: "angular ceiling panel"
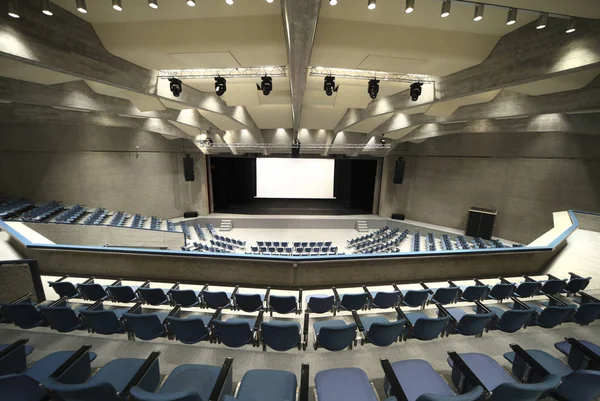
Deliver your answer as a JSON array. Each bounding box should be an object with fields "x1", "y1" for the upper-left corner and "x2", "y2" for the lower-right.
[
  {"x1": 507, "y1": 69, "x2": 600, "y2": 96},
  {"x1": 169, "y1": 52, "x2": 240, "y2": 69},
  {"x1": 425, "y1": 90, "x2": 501, "y2": 117},
  {"x1": 334, "y1": 85, "x2": 370, "y2": 109},
  {"x1": 85, "y1": 81, "x2": 166, "y2": 112},
  {"x1": 345, "y1": 112, "x2": 395, "y2": 133},
  {"x1": 221, "y1": 83, "x2": 261, "y2": 107},
  {"x1": 385, "y1": 125, "x2": 420, "y2": 140},
  {"x1": 357, "y1": 55, "x2": 427, "y2": 73},
  {"x1": 246, "y1": 105, "x2": 293, "y2": 129},
  {"x1": 0, "y1": 57, "x2": 79, "y2": 85},
  {"x1": 299, "y1": 106, "x2": 347, "y2": 130},
  {"x1": 198, "y1": 109, "x2": 248, "y2": 130}
]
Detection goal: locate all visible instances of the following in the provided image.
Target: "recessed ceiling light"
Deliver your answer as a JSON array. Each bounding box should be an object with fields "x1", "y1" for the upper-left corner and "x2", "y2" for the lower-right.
[
  {"x1": 148, "y1": 0, "x2": 159, "y2": 9},
  {"x1": 329, "y1": 0, "x2": 337, "y2": 5},
  {"x1": 566, "y1": 17, "x2": 576, "y2": 33},
  {"x1": 226, "y1": 0, "x2": 234, "y2": 5},
  {"x1": 8, "y1": 0, "x2": 20, "y2": 18},
  {"x1": 187, "y1": 0, "x2": 196, "y2": 6},
  {"x1": 367, "y1": 0, "x2": 376, "y2": 10}
]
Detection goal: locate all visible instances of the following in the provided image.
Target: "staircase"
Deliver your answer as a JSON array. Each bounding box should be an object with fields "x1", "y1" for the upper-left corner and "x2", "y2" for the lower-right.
[
  {"x1": 355, "y1": 220, "x2": 368, "y2": 232},
  {"x1": 219, "y1": 219, "x2": 232, "y2": 232}
]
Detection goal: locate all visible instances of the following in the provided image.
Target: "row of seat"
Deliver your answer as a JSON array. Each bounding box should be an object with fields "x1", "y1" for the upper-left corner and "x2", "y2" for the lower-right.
[
  {"x1": 130, "y1": 214, "x2": 146, "y2": 229},
  {"x1": 257, "y1": 240, "x2": 334, "y2": 248},
  {"x1": 108, "y1": 211, "x2": 127, "y2": 227},
  {"x1": 0, "y1": 198, "x2": 33, "y2": 219},
  {"x1": 350, "y1": 227, "x2": 402, "y2": 251},
  {"x1": 347, "y1": 226, "x2": 390, "y2": 245},
  {"x1": 20, "y1": 201, "x2": 62, "y2": 222},
  {"x1": 182, "y1": 242, "x2": 233, "y2": 253},
  {"x1": 211, "y1": 233, "x2": 246, "y2": 246},
  {"x1": 192, "y1": 223, "x2": 206, "y2": 240},
  {"x1": 425, "y1": 232, "x2": 436, "y2": 251},
  {"x1": 149, "y1": 216, "x2": 161, "y2": 230},
  {"x1": 82, "y1": 208, "x2": 108, "y2": 225},
  {"x1": 412, "y1": 232, "x2": 421, "y2": 252},
  {"x1": 440, "y1": 234, "x2": 454, "y2": 250},
  {"x1": 356, "y1": 230, "x2": 409, "y2": 254},
  {"x1": 180, "y1": 222, "x2": 191, "y2": 239},
  {"x1": 54, "y1": 205, "x2": 85, "y2": 224}
]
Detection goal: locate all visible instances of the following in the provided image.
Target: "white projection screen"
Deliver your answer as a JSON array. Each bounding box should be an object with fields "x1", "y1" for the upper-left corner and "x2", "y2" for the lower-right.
[{"x1": 256, "y1": 158, "x2": 335, "y2": 199}]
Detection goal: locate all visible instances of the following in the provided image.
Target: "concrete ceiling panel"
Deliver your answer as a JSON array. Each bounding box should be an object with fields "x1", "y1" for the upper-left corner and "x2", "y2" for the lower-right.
[
  {"x1": 299, "y1": 106, "x2": 347, "y2": 130},
  {"x1": 385, "y1": 125, "x2": 420, "y2": 140},
  {"x1": 357, "y1": 55, "x2": 428, "y2": 73},
  {"x1": 345, "y1": 112, "x2": 395, "y2": 133},
  {"x1": 0, "y1": 57, "x2": 79, "y2": 85},
  {"x1": 425, "y1": 90, "x2": 502, "y2": 117},
  {"x1": 246, "y1": 105, "x2": 293, "y2": 129},
  {"x1": 85, "y1": 81, "x2": 166, "y2": 112},
  {"x1": 168, "y1": 52, "x2": 241, "y2": 69},
  {"x1": 221, "y1": 83, "x2": 261, "y2": 107},
  {"x1": 198, "y1": 109, "x2": 249, "y2": 130},
  {"x1": 507, "y1": 68, "x2": 600, "y2": 96}
]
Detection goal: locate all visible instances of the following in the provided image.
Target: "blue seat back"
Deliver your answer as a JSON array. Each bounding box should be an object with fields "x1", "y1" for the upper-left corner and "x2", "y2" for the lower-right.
[
  {"x1": 137, "y1": 288, "x2": 167, "y2": 306},
  {"x1": 555, "y1": 370, "x2": 600, "y2": 401},
  {"x1": 39, "y1": 306, "x2": 81, "y2": 332},
  {"x1": 0, "y1": 341, "x2": 27, "y2": 376},
  {"x1": 261, "y1": 322, "x2": 300, "y2": 351},
  {"x1": 0, "y1": 374, "x2": 47, "y2": 401},
  {"x1": 81, "y1": 310, "x2": 123, "y2": 335},
  {"x1": 317, "y1": 323, "x2": 356, "y2": 351},
  {"x1": 486, "y1": 375, "x2": 561, "y2": 401},
  {"x1": 372, "y1": 291, "x2": 400, "y2": 309},
  {"x1": 366, "y1": 320, "x2": 406, "y2": 347},
  {"x1": 130, "y1": 388, "x2": 202, "y2": 401},
  {"x1": 431, "y1": 287, "x2": 459, "y2": 305},
  {"x1": 403, "y1": 290, "x2": 429, "y2": 308},
  {"x1": 461, "y1": 286, "x2": 488, "y2": 302},
  {"x1": 77, "y1": 284, "x2": 107, "y2": 301},
  {"x1": 564, "y1": 277, "x2": 591, "y2": 294},
  {"x1": 48, "y1": 281, "x2": 79, "y2": 298},
  {"x1": 536, "y1": 305, "x2": 576, "y2": 328},
  {"x1": 0, "y1": 303, "x2": 44, "y2": 329},
  {"x1": 540, "y1": 279, "x2": 567, "y2": 296},
  {"x1": 124, "y1": 313, "x2": 165, "y2": 340},
  {"x1": 236, "y1": 294, "x2": 263, "y2": 313},
  {"x1": 417, "y1": 387, "x2": 483, "y2": 401},
  {"x1": 166, "y1": 317, "x2": 209, "y2": 344},
  {"x1": 43, "y1": 379, "x2": 123, "y2": 401},
  {"x1": 411, "y1": 315, "x2": 450, "y2": 340},
  {"x1": 488, "y1": 283, "x2": 515, "y2": 301},
  {"x1": 455, "y1": 313, "x2": 493, "y2": 336},
  {"x1": 169, "y1": 290, "x2": 199, "y2": 307},
  {"x1": 571, "y1": 303, "x2": 600, "y2": 325},
  {"x1": 307, "y1": 296, "x2": 334, "y2": 314},
  {"x1": 269, "y1": 295, "x2": 297, "y2": 314},
  {"x1": 514, "y1": 282, "x2": 541, "y2": 298},
  {"x1": 496, "y1": 309, "x2": 534, "y2": 333},
  {"x1": 107, "y1": 285, "x2": 138, "y2": 303},
  {"x1": 340, "y1": 293, "x2": 368, "y2": 311},
  {"x1": 202, "y1": 291, "x2": 231, "y2": 309},
  {"x1": 213, "y1": 320, "x2": 253, "y2": 348}
]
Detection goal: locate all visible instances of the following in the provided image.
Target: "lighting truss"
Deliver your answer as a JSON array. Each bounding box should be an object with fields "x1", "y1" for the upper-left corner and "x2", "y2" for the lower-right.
[
  {"x1": 194, "y1": 142, "x2": 392, "y2": 150},
  {"x1": 309, "y1": 66, "x2": 436, "y2": 84},
  {"x1": 158, "y1": 66, "x2": 287, "y2": 79}
]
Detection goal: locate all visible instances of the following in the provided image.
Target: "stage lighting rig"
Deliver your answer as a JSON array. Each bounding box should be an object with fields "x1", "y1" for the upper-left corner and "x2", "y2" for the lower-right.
[
  {"x1": 410, "y1": 82, "x2": 422, "y2": 101},
  {"x1": 215, "y1": 76, "x2": 227, "y2": 96},
  {"x1": 368, "y1": 78, "x2": 380, "y2": 99},
  {"x1": 324, "y1": 76, "x2": 336, "y2": 96},
  {"x1": 260, "y1": 76, "x2": 273, "y2": 96},
  {"x1": 168, "y1": 78, "x2": 182, "y2": 97}
]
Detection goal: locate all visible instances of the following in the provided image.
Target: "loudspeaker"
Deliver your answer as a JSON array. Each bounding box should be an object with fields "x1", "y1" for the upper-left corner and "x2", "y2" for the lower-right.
[
  {"x1": 393, "y1": 158, "x2": 405, "y2": 184},
  {"x1": 466, "y1": 207, "x2": 497, "y2": 240},
  {"x1": 391, "y1": 213, "x2": 405, "y2": 220},
  {"x1": 183, "y1": 154, "x2": 195, "y2": 182},
  {"x1": 184, "y1": 211, "x2": 198, "y2": 218}
]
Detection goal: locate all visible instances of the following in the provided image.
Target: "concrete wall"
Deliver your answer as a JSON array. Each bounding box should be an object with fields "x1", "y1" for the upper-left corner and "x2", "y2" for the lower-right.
[
  {"x1": 380, "y1": 132, "x2": 600, "y2": 243},
  {"x1": 0, "y1": 263, "x2": 39, "y2": 302},
  {"x1": 0, "y1": 122, "x2": 209, "y2": 218}
]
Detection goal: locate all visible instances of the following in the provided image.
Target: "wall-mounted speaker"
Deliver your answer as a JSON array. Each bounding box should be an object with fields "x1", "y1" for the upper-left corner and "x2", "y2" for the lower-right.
[
  {"x1": 183, "y1": 154, "x2": 195, "y2": 182},
  {"x1": 393, "y1": 158, "x2": 405, "y2": 184},
  {"x1": 391, "y1": 213, "x2": 405, "y2": 220},
  {"x1": 184, "y1": 211, "x2": 198, "y2": 218}
]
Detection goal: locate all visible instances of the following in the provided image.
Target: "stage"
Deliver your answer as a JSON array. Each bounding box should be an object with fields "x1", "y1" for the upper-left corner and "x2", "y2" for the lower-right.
[{"x1": 213, "y1": 198, "x2": 370, "y2": 215}]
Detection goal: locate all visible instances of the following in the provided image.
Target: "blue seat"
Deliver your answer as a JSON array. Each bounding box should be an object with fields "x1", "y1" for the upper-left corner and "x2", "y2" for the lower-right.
[
  {"x1": 313, "y1": 320, "x2": 356, "y2": 351},
  {"x1": 81, "y1": 307, "x2": 129, "y2": 335},
  {"x1": 513, "y1": 281, "x2": 541, "y2": 298},
  {"x1": 306, "y1": 294, "x2": 335, "y2": 314},
  {"x1": 269, "y1": 295, "x2": 298, "y2": 315},
  {"x1": 442, "y1": 308, "x2": 493, "y2": 337},
  {"x1": 165, "y1": 315, "x2": 213, "y2": 344},
  {"x1": 260, "y1": 321, "x2": 301, "y2": 351},
  {"x1": 429, "y1": 287, "x2": 460, "y2": 305},
  {"x1": 137, "y1": 287, "x2": 169, "y2": 306},
  {"x1": 0, "y1": 302, "x2": 45, "y2": 329},
  {"x1": 486, "y1": 283, "x2": 515, "y2": 302},
  {"x1": 48, "y1": 280, "x2": 80, "y2": 299},
  {"x1": 235, "y1": 293, "x2": 264, "y2": 313},
  {"x1": 107, "y1": 285, "x2": 139, "y2": 303},
  {"x1": 225, "y1": 369, "x2": 296, "y2": 401},
  {"x1": 130, "y1": 363, "x2": 228, "y2": 401},
  {"x1": 540, "y1": 279, "x2": 567, "y2": 296},
  {"x1": 168, "y1": 289, "x2": 200, "y2": 307},
  {"x1": 570, "y1": 300, "x2": 600, "y2": 325},
  {"x1": 315, "y1": 368, "x2": 378, "y2": 401},
  {"x1": 404, "y1": 312, "x2": 450, "y2": 341},
  {"x1": 554, "y1": 340, "x2": 600, "y2": 370},
  {"x1": 563, "y1": 275, "x2": 591, "y2": 295},
  {"x1": 123, "y1": 311, "x2": 170, "y2": 340},
  {"x1": 202, "y1": 291, "x2": 232, "y2": 309},
  {"x1": 484, "y1": 306, "x2": 534, "y2": 333},
  {"x1": 522, "y1": 303, "x2": 576, "y2": 328},
  {"x1": 39, "y1": 304, "x2": 87, "y2": 333},
  {"x1": 458, "y1": 285, "x2": 488, "y2": 302},
  {"x1": 213, "y1": 318, "x2": 256, "y2": 348},
  {"x1": 77, "y1": 283, "x2": 108, "y2": 301},
  {"x1": 361, "y1": 316, "x2": 406, "y2": 347},
  {"x1": 384, "y1": 359, "x2": 483, "y2": 401},
  {"x1": 339, "y1": 293, "x2": 368, "y2": 311},
  {"x1": 401, "y1": 290, "x2": 429, "y2": 308},
  {"x1": 370, "y1": 291, "x2": 401, "y2": 309}
]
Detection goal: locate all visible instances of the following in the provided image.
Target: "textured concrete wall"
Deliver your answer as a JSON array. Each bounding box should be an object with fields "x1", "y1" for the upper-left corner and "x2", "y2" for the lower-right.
[
  {"x1": 380, "y1": 132, "x2": 600, "y2": 243},
  {"x1": 0, "y1": 123, "x2": 209, "y2": 218},
  {"x1": 0, "y1": 264, "x2": 37, "y2": 303}
]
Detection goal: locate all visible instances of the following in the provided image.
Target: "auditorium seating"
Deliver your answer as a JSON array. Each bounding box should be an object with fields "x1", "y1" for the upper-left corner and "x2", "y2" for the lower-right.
[
  {"x1": 130, "y1": 214, "x2": 146, "y2": 229},
  {"x1": 108, "y1": 211, "x2": 127, "y2": 227},
  {"x1": 83, "y1": 208, "x2": 108, "y2": 225},
  {"x1": 20, "y1": 201, "x2": 62, "y2": 222},
  {"x1": 180, "y1": 222, "x2": 191, "y2": 239},
  {"x1": 54, "y1": 205, "x2": 85, "y2": 224},
  {"x1": 0, "y1": 198, "x2": 33, "y2": 219}
]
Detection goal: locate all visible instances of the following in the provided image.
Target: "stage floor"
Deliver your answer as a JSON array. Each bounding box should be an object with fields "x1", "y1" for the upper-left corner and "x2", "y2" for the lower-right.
[{"x1": 213, "y1": 198, "x2": 369, "y2": 215}]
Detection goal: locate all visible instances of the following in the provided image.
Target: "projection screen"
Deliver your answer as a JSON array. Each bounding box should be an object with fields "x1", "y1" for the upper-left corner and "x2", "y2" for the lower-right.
[{"x1": 255, "y1": 158, "x2": 335, "y2": 199}]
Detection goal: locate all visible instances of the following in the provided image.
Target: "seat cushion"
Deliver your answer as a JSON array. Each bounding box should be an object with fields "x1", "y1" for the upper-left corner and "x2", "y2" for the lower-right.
[
  {"x1": 445, "y1": 308, "x2": 468, "y2": 321},
  {"x1": 448, "y1": 353, "x2": 514, "y2": 392},
  {"x1": 226, "y1": 317, "x2": 256, "y2": 327},
  {"x1": 485, "y1": 306, "x2": 506, "y2": 318},
  {"x1": 404, "y1": 312, "x2": 430, "y2": 326},
  {"x1": 360, "y1": 316, "x2": 390, "y2": 332},
  {"x1": 263, "y1": 320, "x2": 301, "y2": 330},
  {"x1": 503, "y1": 350, "x2": 572, "y2": 378},
  {"x1": 160, "y1": 364, "x2": 221, "y2": 400},
  {"x1": 237, "y1": 369, "x2": 296, "y2": 401},
  {"x1": 554, "y1": 340, "x2": 600, "y2": 358},
  {"x1": 0, "y1": 344, "x2": 34, "y2": 356},
  {"x1": 315, "y1": 368, "x2": 378, "y2": 401},
  {"x1": 25, "y1": 351, "x2": 97, "y2": 383},
  {"x1": 313, "y1": 319, "x2": 347, "y2": 335},
  {"x1": 88, "y1": 358, "x2": 146, "y2": 392},
  {"x1": 389, "y1": 360, "x2": 454, "y2": 400}
]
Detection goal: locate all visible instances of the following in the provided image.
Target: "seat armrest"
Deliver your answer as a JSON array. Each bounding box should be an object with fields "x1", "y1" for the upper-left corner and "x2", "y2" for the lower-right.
[
  {"x1": 362, "y1": 285, "x2": 373, "y2": 301},
  {"x1": 264, "y1": 288, "x2": 271, "y2": 309},
  {"x1": 55, "y1": 275, "x2": 69, "y2": 283},
  {"x1": 435, "y1": 304, "x2": 455, "y2": 322},
  {"x1": 0, "y1": 339, "x2": 29, "y2": 359},
  {"x1": 380, "y1": 359, "x2": 409, "y2": 401},
  {"x1": 168, "y1": 305, "x2": 181, "y2": 318},
  {"x1": 351, "y1": 311, "x2": 365, "y2": 333},
  {"x1": 81, "y1": 277, "x2": 94, "y2": 285},
  {"x1": 200, "y1": 284, "x2": 209, "y2": 307},
  {"x1": 499, "y1": 277, "x2": 511, "y2": 284},
  {"x1": 420, "y1": 282, "x2": 433, "y2": 294},
  {"x1": 565, "y1": 338, "x2": 600, "y2": 370},
  {"x1": 126, "y1": 302, "x2": 143, "y2": 315},
  {"x1": 523, "y1": 275, "x2": 537, "y2": 283},
  {"x1": 474, "y1": 279, "x2": 486, "y2": 287},
  {"x1": 509, "y1": 344, "x2": 551, "y2": 382},
  {"x1": 208, "y1": 308, "x2": 222, "y2": 328},
  {"x1": 447, "y1": 351, "x2": 489, "y2": 394},
  {"x1": 49, "y1": 296, "x2": 69, "y2": 308},
  {"x1": 170, "y1": 282, "x2": 180, "y2": 291},
  {"x1": 474, "y1": 300, "x2": 492, "y2": 315},
  {"x1": 568, "y1": 272, "x2": 583, "y2": 279},
  {"x1": 86, "y1": 300, "x2": 104, "y2": 311},
  {"x1": 448, "y1": 280, "x2": 458, "y2": 287},
  {"x1": 546, "y1": 295, "x2": 568, "y2": 307},
  {"x1": 395, "y1": 307, "x2": 412, "y2": 327},
  {"x1": 303, "y1": 312, "x2": 310, "y2": 349},
  {"x1": 332, "y1": 287, "x2": 340, "y2": 306},
  {"x1": 110, "y1": 279, "x2": 122, "y2": 286},
  {"x1": 50, "y1": 345, "x2": 93, "y2": 380},
  {"x1": 392, "y1": 283, "x2": 400, "y2": 292},
  {"x1": 298, "y1": 289, "x2": 303, "y2": 313},
  {"x1": 208, "y1": 357, "x2": 234, "y2": 401},
  {"x1": 299, "y1": 364, "x2": 310, "y2": 401},
  {"x1": 547, "y1": 274, "x2": 561, "y2": 281},
  {"x1": 580, "y1": 292, "x2": 600, "y2": 304},
  {"x1": 510, "y1": 297, "x2": 530, "y2": 310},
  {"x1": 253, "y1": 310, "x2": 264, "y2": 332},
  {"x1": 10, "y1": 293, "x2": 33, "y2": 304},
  {"x1": 121, "y1": 351, "x2": 161, "y2": 397},
  {"x1": 139, "y1": 280, "x2": 151, "y2": 289}
]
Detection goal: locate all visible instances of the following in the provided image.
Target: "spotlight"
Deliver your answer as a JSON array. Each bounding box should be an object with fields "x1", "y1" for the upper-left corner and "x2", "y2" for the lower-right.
[
  {"x1": 367, "y1": 0, "x2": 376, "y2": 10},
  {"x1": 187, "y1": 0, "x2": 196, "y2": 6},
  {"x1": 169, "y1": 78, "x2": 182, "y2": 97},
  {"x1": 440, "y1": 0, "x2": 450, "y2": 17},
  {"x1": 329, "y1": 0, "x2": 337, "y2": 5},
  {"x1": 260, "y1": 76, "x2": 273, "y2": 96},
  {"x1": 204, "y1": 138, "x2": 214, "y2": 146},
  {"x1": 148, "y1": 0, "x2": 158, "y2": 9},
  {"x1": 405, "y1": 0, "x2": 414, "y2": 14},
  {"x1": 368, "y1": 79, "x2": 380, "y2": 100},
  {"x1": 7, "y1": 0, "x2": 19, "y2": 18},
  {"x1": 506, "y1": 8, "x2": 517, "y2": 25},
  {"x1": 76, "y1": 0, "x2": 87, "y2": 14},
  {"x1": 566, "y1": 17, "x2": 576, "y2": 33},
  {"x1": 215, "y1": 77, "x2": 227, "y2": 96},
  {"x1": 112, "y1": 0, "x2": 123, "y2": 11},
  {"x1": 266, "y1": 0, "x2": 274, "y2": 3},
  {"x1": 324, "y1": 76, "x2": 336, "y2": 97},
  {"x1": 536, "y1": 12, "x2": 548, "y2": 29},
  {"x1": 410, "y1": 82, "x2": 422, "y2": 101},
  {"x1": 473, "y1": 3, "x2": 484, "y2": 21},
  {"x1": 226, "y1": 0, "x2": 234, "y2": 4},
  {"x1": 42, "y1": 0, "x2": 53, "y2": 16},
  {"x1": 380, "y1": 136, "x2": 386, "y2": 144}
]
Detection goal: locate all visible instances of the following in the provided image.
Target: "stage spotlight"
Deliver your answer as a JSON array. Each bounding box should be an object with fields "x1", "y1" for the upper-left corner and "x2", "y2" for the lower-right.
[
  {"x1": 506, "y1": 8, "x2": 517, "y2": 25},
  {"x1": 324, "y1": 76, "x2": 336, "y2": 97},
  {"x1": 148, "y1": 0, "x2": 158, "y2": 9},
  {"x1": 291, "y1": 139, "x2": 301, "y2": 158},
  {"x1": 215, "y1": 77, "x2": 227, "y2": 96},
  {"x1": 112, "y1": 0, "x2": 123, "y2": 11},
  {"x1": 440, "y1": 0, "x2": 450, "y2": 18},
  {"x1": 76, "y1": 0, "x2": 87, "y2": 14},
  {"x1": 566, "y1": 17, "x2": 576, "y2": 33},
  {"x1": 367, "y1": 0, "x2": 376, "y2": 10},
  {"x1": 169, "y1": 78, "x2": 182, "y2": 97},
  {"x1": 473, "y1": 3, "x2": 484, "y2": 21},
  {"x1": 42, "y1": 0, "x2": 53, "y2": 16},
  {"x1": 330, "y1": 0, "x2": 338, "y2": 5},
  {"x1": 368, "y1": 79, "x2": 380, "y2": 100},
  {"x1": 405, "y1": 0, "x2": 414, "y2": 14},
  {"x1": 380, "y1": 136, "x2": 386, "y2": 144},
  {"x1": 7, "y1": 0, "x2": 19, "y2": 18},
  {"x1": 410, "y1": 82, "x2": 422, "y2": 101},
  {"x1": 536, "y1": 12, "x2": 548, "y2": 29},
  {"x1": 260, "y1": 76, "x2": 273, "y2": 96},
  {"x1": 226, "y1": 0, "x2": 234, "y2": 4},
  {"x1": 187, "y1": 0, "x2": 196, "y2": 6}
]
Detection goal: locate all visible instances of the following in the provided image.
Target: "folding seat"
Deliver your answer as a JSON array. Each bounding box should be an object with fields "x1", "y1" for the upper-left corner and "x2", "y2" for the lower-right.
[
  {"x1": 107, "y1": 283, "x2": 139, "y2": 303},
  {"x1": 381, "y1": 358, "x2": 483, "y2": 401},
  {"x1": 293, "y1": 242, "x2": 301, "y2": 248},
  {"x1": 265, "y1": 241, "x2": 272, "y2": 247},
  {"x1": 301, "y1": 241, "x2": 308, "y2": 247},
  {"x1": 453, "y1": 282, "x2": 488, "y2": 302},
  {"x1": 250, "y1": 246, "x2": 258, "y2": 252},
  {"x1": 562, "y1": 272, "x2": 591, "y2": 296},
  {"x1": 321, "y1": 246, "x2": 329, "y2": 253},
  {"x1": 313, "y1": 320, "x2": 357, "y2": 351},
  {"x1": 325, "y1": 241, "x2": 332, "y2": 247},
  {"x1": 257, "y1": 241, "x2": 264, "y2": 247},
  {"x1": 447, "y1": 348, "x2": 561, "y2": 401},
  {"x1": 485, "y1": 281, "x2": 515, "y2": 302},
  {"x1": 570, "y1": 297, "x2": 600, "y2": 325},
  {"x1": 269, "y1": 293, "x2": 300, "y2": 316},
  {"x1": 369, "y1": 290, "x2": 401, "y2": 309},
  {"x1": 309, "y1": 242, "x2": 316, "y2": 247},
  {"x1": 273, "y1": 241, "x2": 280, "y2": 247},
  {"x1": 437, "y1": 305, "x2": 493, "y2": 337},
  {"x1": 539, "y1": 275, "x2": 567, "y2": 295},
  {"x1": 235, "y1": 292, "x2": 264, "y2": 313},
  {"x1": 137, "y1": 284, "x2": 169, "y2": 306},
  {"x1": 425, "y1": 285, "x2": 460, "y2": 305},
  {"x1": 122, "y1": 304, "x2": 173, "y2": 340},
  {"x1": 202, "y1": 288, "x2": 234, "y2": 309},
  {"x1": 306, "y1": 294, "x2": 336, "y2": 314},
  {"x1": 400, "y1": 289, "x2": 429, "y2": 309},
  {"x1": 285, "y1": 247, "x2": 293, "y2": 253},
  {"x1": 511, "y1": 279, "x2": 542, "y2": 298},
  {"x1": 355, "y1": 315, "x2": 406, "y2": 347},
  {"x1": 338, "y1": 292, "x2": 369, "y2": 311},
  {"x1": 260, "y1": 320, "x2": 302, "y2": 351},
  {"x1": 304, "y1": 247, "x2": 311, "y2": 253},
  {"x1": 474, "y1": 302, "x2": 534, "y2": 333},
  {"x1": 48, "y1": 277, "x2": 81, "y2": 299},
  {"x1": 130, "y1": 357, "x2": 233, "y2": 401},
  {"x1": 0, "y1": 295, "x2": 46, "y2": 329},
  {"x1": 268, "y1": 246, "x2": 276, "y2": 253},
  {"x1": 80, "y1": 302, "x2": 130, "y2": 335},
  {"x1": 281, "y1": 241, "x2": 289, "y2": 247},
  {"x1": 400, "y1": 309, "x2": 450, "y2": 341},
  {"x1": 165, "y1": 310, "x2": 218, "y2": 344},
  {"x1": 39, "y1": 298, "x2": 89, "y2": 333},
  {"x1": 295, "y1": 247, "x2": 303, "y2": 253},
  {"x1": 312, "y1": 247, "x2": 320, "y2": 253},
  {"x1": 168, "y1": 287, "x2": 200, "y2": 307},
  {"x1": 315, "y1": 367, "x2": 378, "y2": 401},
  {"x1": 77, "y1": 279, "x2": 110, "y2": 301},
  {"x1": 213, "y1": 315, "x2": 260, "y2": 348},
  {"x1": 43, "y1": 347, "x2": 161, "y2": 401},
  {"x1": 276, "y1": 246, "x2": 284, "y2": 253},
  {"x1": 260, "y1": 246, "x2": 267, "y2": 253},
  {"x1": 511, "y1": 297, "x2": 575, "y2": 328},
  {"x1": 554, "y1": 338, "x2": 600, "y2": 370}
]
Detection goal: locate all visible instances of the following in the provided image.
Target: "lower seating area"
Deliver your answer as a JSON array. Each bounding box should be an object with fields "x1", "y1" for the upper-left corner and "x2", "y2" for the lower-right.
[
  {"x1": 0, "y1": 198, "x2": 33, "y2": 219},
  {"x1": 20, "y1": 201, "x2": 62, "y2": 222}
]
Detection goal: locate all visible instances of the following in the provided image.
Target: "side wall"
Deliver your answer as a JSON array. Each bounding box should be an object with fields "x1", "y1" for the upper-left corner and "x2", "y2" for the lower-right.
[
  {"x1": 0, "y1": 122, "x2": 209, "y2": 218},
  {"x1": 380, "y1": 132, "x2": 600, "y2": 243}
]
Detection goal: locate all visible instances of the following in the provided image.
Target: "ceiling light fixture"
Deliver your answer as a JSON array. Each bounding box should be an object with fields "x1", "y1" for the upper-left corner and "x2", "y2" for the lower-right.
[
  {"x1": 410, "y1": 82, "x2": 422, "y2": 101},
  {"x1": 266, "y1": 0, "x2": 274, "y2": 3},
  {"x1": 324, "y1": 76, "x2": 336, "y2": 96},
  {"x1": 566, "y1": 17, "x2": 576, "y2": 33},
  {"x1": 367, "y1": 0, "x2": 376, "y2": 10},
  {"x1": 42, "y1": 0, "x2": 53, "y2": 16},
  {"x1": 187, "y1": 0, "x2": 196, "y2": 6},
  {"x1": 76, "y1": 0, "x2": 87, "y2": 14},
  {"x1": 405, "y1": 0, "x2": 414, "y2": 14},
  {"x1": 169, "y1": 78, "x2": 182, "y2": 97},
  {"x1": 440, "y1": 0, "x2": 451, "y2": 18},
  {"x1": 368, "y1": 79, "x2": 380, "y2": 99},
  {"x1": 473, "y1": 3, "x2": 484, "y2": 21},
  {"x1": 7, "y1": 0, "x2": 19, "y2": 18},
  {"x1": 148, "y1": 0, "x2": 158, "y2": 9},
  {"x1": 215, "y1": 77, "x2": 227, "y2": 96},
  {"x1": 260, "y1": 76, "x2": 273, "y2": 96},
  {"x1": 226, "y1": 0, "x2": 234, "y2": 5},
  {"x1": 506, "y1": 8, "x2": 517, "y2": 25},
  {"x1": 380, "y1": 136, "x2": 386, "y2": 145},
  {"x1": 329, "y1": 0, "x2": 338, "y2": 5},
  {"x1": 112, "y1": 0, "x2": 123, "y2": 11},
  {"x1": 536, "y1": 12, "x2": 548, "y2": 29}
]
